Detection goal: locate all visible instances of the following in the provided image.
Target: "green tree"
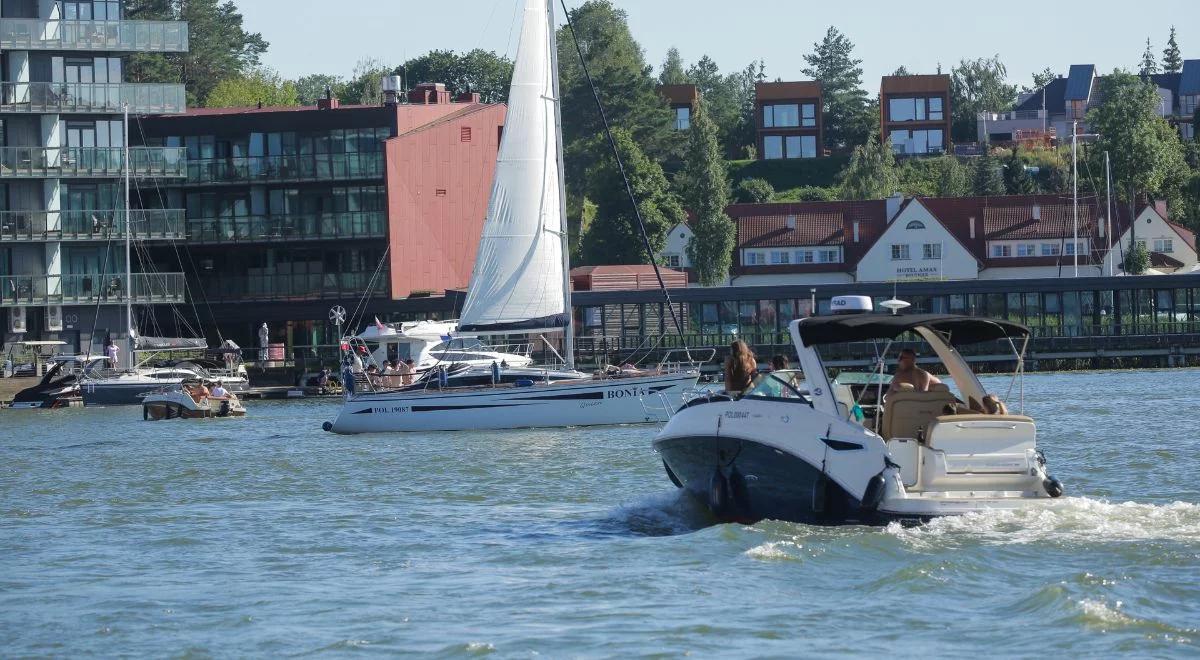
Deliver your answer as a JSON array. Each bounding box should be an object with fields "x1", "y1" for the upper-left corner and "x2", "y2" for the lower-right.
[
  {"x1": 935, "y1": 156, "x2": 971, "y2": 197},
  {"x1": 558, "y1": 0, "x2": 675, "y2": 189},
  {"x1": 685, "y1": 55, "x2": 747, "y2": 157},
  {"x1": 734, "y1": 60, "x2": 766, "y2": 158},
  {"x1": 294, "y1": 74, "x2": 345, "y2": 106},
  {"x1": 839, "y1": 132, "x2": 899, "y2": 200},
  {"x1": 659, "y1": 47, "x2": 687, "y2": 85},
  {"x1": 401, "y1": 49, "x2": 514, "y2": 103},
  {"x1": 891, "y1": 65, "x2": 912, "y2": 76},
  {"x1": 579, "y1": 129, "x2": 685, "y2": 266},
  {"x1": 205, "y1": 67, "x2": 298, "y2": 108},
  {"x1": 1139, "y1": 38, "x2": 1159, "y2": 76},
  {"x1": 1023, "y1": 67, "x2": 1057, "y2": 93},
  {"x1": 681, "y1": 102, "x2": 736, "y2": 285},
  {"x1": 803, "y1": 27, "x2": 872, "y2": 149},
  {"x1": 1002, "y1": 148, "x2": 1036, "y2": 194},
  {"x1": 735, "y1": 178, "x2": 775, "y2": 203},
  {"x1": 341, "y1": 58, "x2": 393, "y2": 105},
  {"x1": 126, "y1": 0, "x2": 268, "y2": 106},
  {"x1": 973, "y1": 147, "x2": 1006, "y2": 196},
  {"x1": 1123, "y1": 241, "x2": 1150, "y2": 275},
  {"x1": 950, "y1": 56, "x2": 1018, "y2": 143},
  {"x1": 1163, "y1": 26, "x2": 1183, "y2": 74}
]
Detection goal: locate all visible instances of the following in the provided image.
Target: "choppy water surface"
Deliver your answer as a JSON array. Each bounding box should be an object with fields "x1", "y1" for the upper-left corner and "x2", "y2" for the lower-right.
[{"x1": 3, "y1": 369, "x2": 1200, "y2": 656}]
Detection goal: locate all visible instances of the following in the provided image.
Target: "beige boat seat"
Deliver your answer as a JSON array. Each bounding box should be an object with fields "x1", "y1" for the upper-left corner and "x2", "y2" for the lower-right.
[{"x1": 882, "y1": 383, "x2": 957, "y2": 440}]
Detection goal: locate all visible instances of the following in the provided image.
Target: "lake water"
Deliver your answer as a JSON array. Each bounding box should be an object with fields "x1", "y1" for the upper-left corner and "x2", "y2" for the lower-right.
[{"x1": 2, "y1": 369, "x2": 1199, "y2": 656}]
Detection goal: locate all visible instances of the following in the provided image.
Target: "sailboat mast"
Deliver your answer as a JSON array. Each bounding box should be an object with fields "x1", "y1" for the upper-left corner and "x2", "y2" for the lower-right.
[
  {"x1": 547, "y1": 0, "x2": 574, "y2": 369},
  {"x1": 123, "y1": 103, "x2": 133, "y2": 370}
]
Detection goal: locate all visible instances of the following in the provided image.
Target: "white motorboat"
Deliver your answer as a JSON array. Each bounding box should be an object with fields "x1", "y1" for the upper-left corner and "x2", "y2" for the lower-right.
[
  {"x1": 142, "y1": 382, "x2": 246, "y2": 420},
  {"x1": 81, "y1": 348, "x2": 250, "y2": 407},
  {"x1": 324, "y1": 0, "x2": 702, "y2": 434},
  {"x1": 354, "y1": 319, "x2": 534, "y2": 373},
  {"x1": 653, "y1": 296, "x2": 1065, "y2": 525}
]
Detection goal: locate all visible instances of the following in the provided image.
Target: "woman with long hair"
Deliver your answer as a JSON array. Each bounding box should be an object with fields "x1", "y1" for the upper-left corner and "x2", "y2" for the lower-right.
[{"x1": 724, "y1": 340, "x2": 758, "y2": 394}]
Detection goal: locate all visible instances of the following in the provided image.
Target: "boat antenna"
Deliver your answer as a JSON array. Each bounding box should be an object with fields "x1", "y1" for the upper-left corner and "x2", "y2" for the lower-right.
[{"x1": 558, "y1": 0, "x2": 690, "y2": 358}]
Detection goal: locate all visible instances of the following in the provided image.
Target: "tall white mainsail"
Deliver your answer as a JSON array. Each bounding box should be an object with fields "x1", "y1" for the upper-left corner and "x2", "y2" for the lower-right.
[{"x1": 458, "y1": 0, "x2": 568, "y2": 335}]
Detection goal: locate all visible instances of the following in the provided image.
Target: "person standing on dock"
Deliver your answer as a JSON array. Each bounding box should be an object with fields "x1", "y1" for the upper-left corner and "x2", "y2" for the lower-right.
[
  {"x1": 105, "y1": 340, "x2": 120, "y2": 368},
  {"x1": 257, "y1": 323, "x2": 270, "y2": 362}
]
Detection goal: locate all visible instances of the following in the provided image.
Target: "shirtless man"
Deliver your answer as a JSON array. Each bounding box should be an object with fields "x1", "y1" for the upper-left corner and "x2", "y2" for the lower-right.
[{"x1": 887, "y1": 348, "x2": 941, "y2": 395}]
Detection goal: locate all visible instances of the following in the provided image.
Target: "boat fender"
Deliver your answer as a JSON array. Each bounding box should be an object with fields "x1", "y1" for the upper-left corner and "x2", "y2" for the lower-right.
[
  {"x1": 218, "y1": 401, "x2": 231, "y2": 417},
  {"x1": 322, "y1": 421, "x2": 334, "y2": 433},
  {"x1": 143, "y1": 406, "x2": 149, "y2": 421},
  {"x1": 663, "y1": 460, "x2": 683, "y2": 488},
  {"x1": 708, "y1": 469, "x2": 731, "y2": 517},
  {"x1": 1043, "y1": 476, "x2": 1064, "y2": 498},
  {"x1": 860, "y1": 471, "x2": 887, "y2": 512}
]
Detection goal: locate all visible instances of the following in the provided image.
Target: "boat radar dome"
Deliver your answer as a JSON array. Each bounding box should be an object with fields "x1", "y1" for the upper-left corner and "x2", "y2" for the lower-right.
[{"x1": 830, "y1": 295, "x2": 873, "y2": 315}]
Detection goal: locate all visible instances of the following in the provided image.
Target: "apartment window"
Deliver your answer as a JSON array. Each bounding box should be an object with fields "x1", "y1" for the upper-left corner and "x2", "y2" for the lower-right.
[
  {"x1": 890, "y1": 129, "x2": 944, "y2": 155},
  {"x1": 891, "y1": 244, "x2": 910, "y2": 260},
  {"x1": 63, "y1": 1, "x2": 121, "y2": 20},
  {"x1": 1017, "y1": 243, "x2": 1037, "y2": 257},
  {"x1": 763, "y1": 104, "x2": 800, "y2": 128},
  {"x1": 763, "y1": 135, "x2": 784, "y2": 160},
  {"x1": 818, "y1": 248, "x2": 841, "y2": 263},
  {"x1": 801, "y1": 103, "x2": 817, "y2": 128},
  {"x1": 992, "y1": 244, "x2": 1012, "y2": 258},
  {"x1": 1154, "y1": 238, "x2": 1174, "y2": 253},
  {"x1": 1181, "y1": 95, "x2": 1198, "y2": 115},
  {"x1": 675, "y1": 106, "x2": 691, "y2": 131},
  {"x1": 890, "y1": 98, "x2": 918, "y2": 122},
  {"x1": 923, "y1": 243, "x2": 942, "y2": 260},
  {"x1": 928, "y1": 97, "x2": 944, "y2": 120},
  {"x1": 1041, "y1": 243, "x2": 1061, "y2": 256},
  {"x1": 770, "y1": 250, "x2": 791, "y2": 265}
]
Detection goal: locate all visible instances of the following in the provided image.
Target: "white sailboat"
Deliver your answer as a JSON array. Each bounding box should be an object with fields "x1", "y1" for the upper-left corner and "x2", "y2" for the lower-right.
[{"x1": 323, "y1": 0, "x2": 701, "y2": 434}]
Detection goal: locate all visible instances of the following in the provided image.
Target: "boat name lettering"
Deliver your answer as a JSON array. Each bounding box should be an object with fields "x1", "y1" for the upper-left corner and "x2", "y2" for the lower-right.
[
  {"x1": 606, "y1": 387, "x2": 649, "y2": 399},
  {"x1": 724, "y1": 411, "x2": 750, "y2": 419},
  {"x1": 373, "y1": 406, "x2": 410, "y2": 414}
]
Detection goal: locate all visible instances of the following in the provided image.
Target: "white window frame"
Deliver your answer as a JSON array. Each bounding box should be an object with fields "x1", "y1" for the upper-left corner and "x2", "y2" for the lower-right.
[
  {"x1": 1017, "y1": 243, "x2": 1037, "y2": 257},
  {"x1": 770, "y1": 250, "x2": 791, "y2": 265},
  {"x1": 922, "y1": 243, "x2": 942, "y2": 260},
  {"x1": 1041, "y1": 243, "x2": 1061, "y2": 256},
  {"x1": 1154, "y1": 238, "x2": 1174, "y2": 253},
  {"x1": 891, "y1": 244, "x2": 910, "y2": 261},
  {"x1": 991, "y1": 244, "x2": 1012, "y2": 258}
]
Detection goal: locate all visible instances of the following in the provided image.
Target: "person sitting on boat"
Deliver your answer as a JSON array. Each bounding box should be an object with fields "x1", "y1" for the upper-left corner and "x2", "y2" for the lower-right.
[
  {"x1": 400, "y1": 359, "x2": 415, "y2": 385},
  {"x1": 724, "y1": 340, "x2": 757, "y2": 396},
  {"x1": 365, "y1": 364, "x2": 381, "y2": 387},
  {"x1": 887, "y1": 348, "x2": 942, "y2": 397},
  {"x1": 210, "y1": 380, "x2": 230, "y2": 400},
  {"x1": 189, "y1": 381, "x2": 210, "y2": 404}
]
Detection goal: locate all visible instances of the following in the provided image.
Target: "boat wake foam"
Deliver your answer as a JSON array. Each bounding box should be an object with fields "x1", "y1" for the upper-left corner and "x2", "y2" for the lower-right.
[
  {"x1": 885, "y1": 497, "x2": 1200, "y2": 547},
  {"x1": 603, "y1": 490, "x2": 714, "y2": 537}
]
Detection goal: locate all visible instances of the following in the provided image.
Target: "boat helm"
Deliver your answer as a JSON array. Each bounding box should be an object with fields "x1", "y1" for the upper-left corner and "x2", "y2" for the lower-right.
[{"x1": 830, "y1": 295, "x2": 874, "y2": 315}]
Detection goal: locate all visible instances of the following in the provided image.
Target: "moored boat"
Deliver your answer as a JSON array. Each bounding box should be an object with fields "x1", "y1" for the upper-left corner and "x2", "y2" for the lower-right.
[{"x1": 142, "y1": 382, "x2": 246, "y2": 420}]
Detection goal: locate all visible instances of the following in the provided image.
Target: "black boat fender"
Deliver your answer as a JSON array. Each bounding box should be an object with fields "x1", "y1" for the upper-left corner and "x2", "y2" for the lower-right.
[
  {"x1": 708, "y1": 469, "x2": 731, "y2": 517},
  {"x1": 218, "y1": 401, "x2": 231, "y2": 417},
  {"x1": 1043, "y1": 476, "x2": 1064, "y2": 498},
  {"x1": 860, "y1": 470, "x2": 888, "y2": 512}
]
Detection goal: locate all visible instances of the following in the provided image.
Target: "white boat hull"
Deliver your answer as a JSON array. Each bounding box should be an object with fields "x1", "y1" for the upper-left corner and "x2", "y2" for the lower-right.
[{"x1": 325, "y1": 371, "x2": 700, "y2": 433}]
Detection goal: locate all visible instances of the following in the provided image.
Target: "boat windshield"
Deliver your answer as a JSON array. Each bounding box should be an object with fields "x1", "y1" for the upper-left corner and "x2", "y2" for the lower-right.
[{"x1": 744, "y1": 370, "x2": 810, "y2": 402}]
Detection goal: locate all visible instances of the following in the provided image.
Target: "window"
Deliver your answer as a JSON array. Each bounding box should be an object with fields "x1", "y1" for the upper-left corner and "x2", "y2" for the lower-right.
[
  {"x1": 664, "y1": 254, "x2": 682, "y2": 268},
  {"x1": 891, "y1": 244, "x2": 910, "y2": 260},
  {"x1": 818, "y1": 249, "x2": 841, "y2": 263},
  {"x1": 801, "y1": 104, "x2": 817, "y2": 127},
  {"x1": 1017, "y1": 243, "x2": 1037, "y2": 257},
  {"x1": 770, "y1": 250, "x2": 791, "y2": 264},
  {"x1": 763, "y1": 104, "x2": 800, "y2": 128},
  {"x1": 923, "y1": 243, "x2": 942, "y2": 260},
  {"x1": 1154, "y1": 238, "x2": 1174, "y2": 253},
  {"x1": 763, "y1": 135, "x2": 784, "y2": 160},
  {"x1": 675, "y1": 106, "x2": 691, "y2": 131},
  {"x1": 1065, "y1": 242, "x2": 1085, "y2": 256},
  {"x1": 906, "y1": 220, "x2": 926, "y2": 230},
  {"x1": 889, "y1": 129, "x2": 944, "y2": 155},
  {"x1": 744, "y1": 252, "x2": 765, "y2": 265},
  {"x1": 796, "y1": 249, "x2": 814, "y2": 264},
  {"x1": 928, "y1": 97, "x2": 944, "y2": 120},
  {"x1": 992, "y1": 244, "x2": 1012, "y2": 258},
  {"x1": 1041, "y1": 244, "x2": 1061, "y2": 256},
  {"x1": 1181, "y1": 95, "x2": 1199, "y2": 115},
  {"x1": 889, "y1": 98, "x2": 917, "y2": 122}
]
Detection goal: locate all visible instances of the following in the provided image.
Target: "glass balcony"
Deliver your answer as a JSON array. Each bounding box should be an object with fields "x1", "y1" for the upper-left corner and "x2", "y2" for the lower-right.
[
  {"x1": 186, "y1": 212, "x2": 387, "y2": 244},
  {"x1": 0, "y1": 82, "x2": 186, "y2": 114},
  {"x1": 184, "y1": 154, "x2": 385, "y2": 185},
  {"x1": 0, "y1": 19, "x2": 188, "y2": 53},
  {"x1": 0, "y1": 273, "x2": 185, "y2": 307},
  {"x1": 199, "y1": 272, "x2": 386, "y2": 302},
  {"x1": 0, "y1": 146, "x2": 186, "y2": 178},
  {"x1": 0, "y1": 209, "x2": 185, "y2": 241}
]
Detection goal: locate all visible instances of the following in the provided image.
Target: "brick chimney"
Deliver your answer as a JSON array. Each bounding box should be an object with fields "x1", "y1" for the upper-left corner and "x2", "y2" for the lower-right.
[
  {"x1": 317, "y1": 86, "x2": 340, "y2": 110},
  {"x1": 456, "y1": 91, "x2": 482, "y2": 104},
  {"x1": 408, "y1": 82, "x2": 450, "y2": 105}
]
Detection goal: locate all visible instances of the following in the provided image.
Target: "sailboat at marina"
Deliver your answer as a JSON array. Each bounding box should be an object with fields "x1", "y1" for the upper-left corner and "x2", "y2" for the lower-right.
[{"x1": 323, "y1": 0, "x2": 702, "y2": 434}]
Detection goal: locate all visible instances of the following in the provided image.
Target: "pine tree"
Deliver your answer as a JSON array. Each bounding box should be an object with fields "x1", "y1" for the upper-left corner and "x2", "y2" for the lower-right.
[
  {"x1": 579, "y1": 129, "x2": 686, "y2": 266},
  {"x1": 659, "y1": 47, "x2": 687, "y2": 85},
  {"x1": 1163, "y1": 26, "x2": 1184, "y2": 74},
  {"x1": 839, "y1": 132, "x2": 899, "y2": 200},
  {"x1": 1002, "y1": 149, "x2": 1036, "y2": 195},
  {"x1": 1139, "y1": 38, "x2": 1159, "y2": 76},
  {"x1": 682, "y1": 102, "x2": 736, "y2": 285},
  {"x1": 803, "y1": 27, "x2": 872, "y2": 149},
  {"x1": 973, "y1": 148, "x2": 1006, "y2": 196}
]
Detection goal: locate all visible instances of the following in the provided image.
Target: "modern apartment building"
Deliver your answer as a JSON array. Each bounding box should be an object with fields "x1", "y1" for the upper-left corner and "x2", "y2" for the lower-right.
[
  {"x1": 1, "y1": 0, "x2": 188, "y2": 352},
  {"x1": 754, "y1": 81, "x2": 822, "y2": 160},
  {"x1": 979, "y1": 60, "x2": 1200, "y2": 143},
  {"x1": 879, "y1": 74, "x2": 951, "y2": 156},
  {"x1": 136, "y1": 84, "x2": 506, "y2": 350}
]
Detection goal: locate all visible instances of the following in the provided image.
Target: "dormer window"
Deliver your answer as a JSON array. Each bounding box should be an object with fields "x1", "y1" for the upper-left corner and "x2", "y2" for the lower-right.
[{"x1": 906, "y1": 220, "x2": 925, "y2": 230}]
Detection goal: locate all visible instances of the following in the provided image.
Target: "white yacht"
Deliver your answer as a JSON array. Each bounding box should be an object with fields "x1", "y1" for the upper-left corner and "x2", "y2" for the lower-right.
[
  {"x1": 653, "y1": 296, "x2": 1065, "y2": 525},
  {"x1": 80, "y1": 347, "x2": 251, "y2": 407},
  {"x1": 323, "y1": 0, "x2": 701, "y2": 434},
  {"x1": 354, "y1": 320, "x2": 535, "y2": 373}
]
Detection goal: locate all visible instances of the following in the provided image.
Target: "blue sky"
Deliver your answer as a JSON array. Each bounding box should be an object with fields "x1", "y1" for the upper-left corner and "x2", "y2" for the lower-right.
[{"x1": 244, "y1": 0, "x2": 1198, "y2": 88}]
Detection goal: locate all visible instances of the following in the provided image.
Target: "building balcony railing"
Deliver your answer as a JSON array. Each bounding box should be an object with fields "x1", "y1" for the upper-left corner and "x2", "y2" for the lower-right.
[
  {"x1": 0, "y1": 81, "x2": 186, "y2": 114},
  {"x1": 978, "y1": 109, "x2": 1047, "y2": 121},
  {"x1": 0, "y1": 19, "x2": 188, "y2": 53},
  {"x1": 0, "y1": 273, "x2": 185, "y2": 307},
  {"x1": 0, "y1": 209, "x2": 186, "y2": 242},
  {"x1": 186, "y1": 212, "x2": 387, "y2": 244},
  {"x1": 0, "y1": 146, "x2": 186, "y2": 179},
  {"x1": 199, "y1": 272, "x2": 386, "y2": 302},
  {"x1": 182, "y1": 154, "x2": 385, "y2": 186}
]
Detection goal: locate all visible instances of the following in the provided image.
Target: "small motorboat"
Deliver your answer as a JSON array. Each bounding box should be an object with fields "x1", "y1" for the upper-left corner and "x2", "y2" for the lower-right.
[
  {"x1": 654, "y1": 295, "x2": 1064, "y2": 525},
  {"x1": 8, "y1": 356, "x2": 95, "y2": 409},
  {"x1": 142, "y1": 382, "x2": 246, "y2": 420}
]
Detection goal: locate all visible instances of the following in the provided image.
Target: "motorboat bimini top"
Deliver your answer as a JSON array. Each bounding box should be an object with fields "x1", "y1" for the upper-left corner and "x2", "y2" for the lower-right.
[{"x1": 653, "y1": 295, "x2": 1064, "y2": 525}]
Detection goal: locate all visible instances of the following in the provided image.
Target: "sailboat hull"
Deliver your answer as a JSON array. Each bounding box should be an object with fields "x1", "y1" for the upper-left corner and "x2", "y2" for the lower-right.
[{"x1": 324, "y1": 371, "x2": 700, "y2": 433}]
